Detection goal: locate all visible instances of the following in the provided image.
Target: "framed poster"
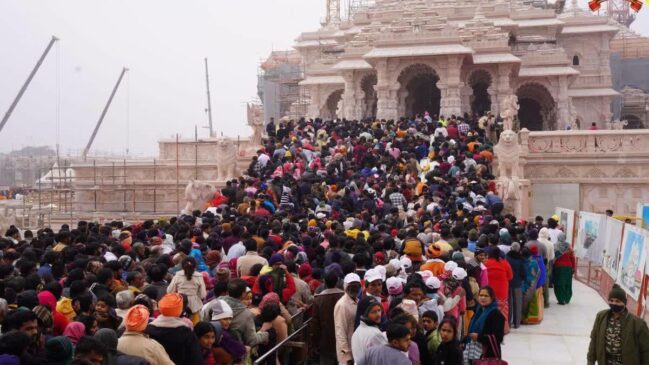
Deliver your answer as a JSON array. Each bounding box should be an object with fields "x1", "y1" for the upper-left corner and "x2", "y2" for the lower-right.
[
  {"x1": 637, "y1": 203, "x2": 649, "y2": 229},
  {"x1": 617, "y1": 224, "x2": 647, "y2": 300},
  {"x1": 602, "y1": 216, "x2": 624, "y2": 277},
  {"x1": 575, "y1": 212, "x2": 607, "y2": 264},
  {"x1": 555, "y1": 207, "x2": 576, "y2": 246}
]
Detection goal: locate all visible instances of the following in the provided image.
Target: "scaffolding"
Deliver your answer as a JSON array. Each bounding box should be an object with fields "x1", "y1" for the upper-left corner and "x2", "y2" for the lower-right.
[
  {"x1": 257, "y1": 50, "x2": 307, "y2": 121},
  {"x1": 8, "y1": 134, "x2": 247, "y2": 230}
]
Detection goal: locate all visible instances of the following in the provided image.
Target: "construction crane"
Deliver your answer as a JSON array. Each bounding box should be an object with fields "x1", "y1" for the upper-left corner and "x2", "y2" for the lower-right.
[
  {"x1": 82, "y1": 67, "x2": 129, "y2": 160},
  {"x1": 0, "y1": 36, "x2": 59, "y2": 135}
]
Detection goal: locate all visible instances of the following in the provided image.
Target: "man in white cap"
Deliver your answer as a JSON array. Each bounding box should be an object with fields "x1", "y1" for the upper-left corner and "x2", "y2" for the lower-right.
[{"x1": 334, "y1": 273, "x2": 361, "y2": 365}]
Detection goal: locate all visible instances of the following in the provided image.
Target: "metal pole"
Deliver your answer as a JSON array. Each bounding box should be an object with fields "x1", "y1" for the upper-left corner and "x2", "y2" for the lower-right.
[
  {"x1": 93, "y1": 160, "x2": 97, "y2": 211},
  {"x1": 123, "y1": 159, "x2": 126, "y2": 212},
  {"x1": 195, "y1": 125, "x2": 198, "y2": 180},
  {"x1": 204, "y1": 58, "x2": 214, "y2": 137},
  {"x1": 0, "y1": 36, "x2": 59, "y2": 135},
  {"x1": 153, "y1": 159, "x2": 157, "y2": 213},
  {"x1": 83, "y1": 67, "x2": 129, "y2": 160},
  {"x1": 176, "y1": 134, "x2": 180, "y2": 213}
]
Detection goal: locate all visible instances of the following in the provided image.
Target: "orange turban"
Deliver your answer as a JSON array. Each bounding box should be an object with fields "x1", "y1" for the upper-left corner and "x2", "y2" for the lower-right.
[
  {"x1": 125, "y1": 305, "x2": 149, "y2": 332},
  {"x1": 159, "y1": 293, "x2": 184, "y2": 317}
]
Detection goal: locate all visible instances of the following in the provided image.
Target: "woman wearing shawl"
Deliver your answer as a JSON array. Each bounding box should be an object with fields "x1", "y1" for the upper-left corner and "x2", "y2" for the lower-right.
[
  {"x1": 62, "y1": 321, "x2": 85, "y2": 345},
  {"x1": 465, "y1": 286, "x2": 505, "y2": 360},
  {"x1": 553, "y1": 233, "x2": 576, "y2": 305},
  {"x1": 522, "y1": 246, "x2": 546, "y2": 324}
]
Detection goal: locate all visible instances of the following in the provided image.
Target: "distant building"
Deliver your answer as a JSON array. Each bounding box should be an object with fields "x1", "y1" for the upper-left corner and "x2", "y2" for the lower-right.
[{"x1": 0, "y1": 147, "x2": 57, "y2": 188}]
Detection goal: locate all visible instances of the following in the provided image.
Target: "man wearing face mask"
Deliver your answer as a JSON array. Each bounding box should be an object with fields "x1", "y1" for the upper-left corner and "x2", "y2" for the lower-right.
[
  {"x1": 587, "y1": 284, "x2": 649, "y2": 365},
  {"x1": 334, "y1": 273, "x2": 361, "y2": 365}
]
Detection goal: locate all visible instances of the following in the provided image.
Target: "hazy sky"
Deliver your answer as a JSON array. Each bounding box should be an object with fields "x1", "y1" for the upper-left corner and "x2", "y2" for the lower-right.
[{"x1": 1, "y1": 0, "x2": 648, "y2": 157}]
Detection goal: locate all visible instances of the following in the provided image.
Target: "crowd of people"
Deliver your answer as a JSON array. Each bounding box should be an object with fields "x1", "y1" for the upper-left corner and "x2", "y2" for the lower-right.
[{"x1": 0, "y1": 113, "x2": 596, "y2": 365}]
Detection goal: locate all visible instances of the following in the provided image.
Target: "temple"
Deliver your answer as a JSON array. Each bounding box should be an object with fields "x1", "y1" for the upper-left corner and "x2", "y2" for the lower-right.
[{"x1": 289, "y1": 0, "x2": 619, "y2": 130}]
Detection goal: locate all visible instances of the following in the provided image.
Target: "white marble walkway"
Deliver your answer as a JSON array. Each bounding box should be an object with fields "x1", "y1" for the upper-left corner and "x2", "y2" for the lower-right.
[{"x1": 502, "y1": 280, "x2": 605, "y2": 365}]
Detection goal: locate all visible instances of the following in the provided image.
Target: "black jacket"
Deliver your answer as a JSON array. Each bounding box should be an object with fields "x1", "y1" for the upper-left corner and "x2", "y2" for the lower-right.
[
  {"x1": 506, "y1": 252, "x2": 527, "y2": 289},
  {"x1": 472, "y1": 308, "x2": 506, "y2": 359},
  {"x1": 147, "y1": 321, "x2": 204, "y2": 365},
  {"x1": 436, "y1": 340, "x2": 462, "y2": 365}
]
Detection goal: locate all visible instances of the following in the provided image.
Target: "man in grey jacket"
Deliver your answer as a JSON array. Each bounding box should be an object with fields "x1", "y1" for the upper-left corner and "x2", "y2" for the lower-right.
[{"x1": 221, "y1": 278, "x2": 269, "y2": 347}]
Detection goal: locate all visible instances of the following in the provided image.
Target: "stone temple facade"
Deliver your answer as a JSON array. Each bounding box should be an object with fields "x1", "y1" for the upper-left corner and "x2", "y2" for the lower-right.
[{"x1": 293, "y1": 0, "x2": 620, "y2": 130}]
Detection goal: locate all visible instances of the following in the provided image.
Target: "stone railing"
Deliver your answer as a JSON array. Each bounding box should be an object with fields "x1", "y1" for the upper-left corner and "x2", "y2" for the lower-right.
[{"x1": 520, "y1": 129, "x2": 649, "y2": 155}]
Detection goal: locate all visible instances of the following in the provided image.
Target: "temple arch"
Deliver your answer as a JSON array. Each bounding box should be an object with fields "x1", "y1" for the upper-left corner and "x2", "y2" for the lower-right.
[
  {"x1": 320, "y1": 89, "x2": 344, "y2": 120},
  {"x1": 516, "y1": 82, "x2": 556, "y2": 131},
  {"x1": 397, "y1": 63, "x2": 440, "y2": 118},
  {"x1": 622, "y1": 114, "x2": 644, "y2": 129},
  {"x1": 468, "y1": 69, "x2": 493, "y2": 116},
  {"x1": 360, "y1": 74, "x2": 378, "y2": 118}
]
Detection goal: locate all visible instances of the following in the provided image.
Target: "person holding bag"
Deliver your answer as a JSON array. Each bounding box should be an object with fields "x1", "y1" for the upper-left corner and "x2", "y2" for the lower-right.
[{"x1": 464, "y1": 286, "x2": 506, "y2": 365}]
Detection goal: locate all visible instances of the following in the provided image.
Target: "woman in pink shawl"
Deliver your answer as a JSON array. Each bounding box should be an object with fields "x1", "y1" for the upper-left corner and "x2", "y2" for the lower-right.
[{"x1": 63, "y1": 322, "x2": 85, "y2": 345}]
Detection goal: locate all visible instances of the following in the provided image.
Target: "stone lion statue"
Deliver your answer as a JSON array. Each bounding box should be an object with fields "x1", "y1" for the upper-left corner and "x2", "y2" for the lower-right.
[
  {"x1": 183, "y1": 180, "x2": 217, "y2": 214},
  {"x1": 215, "y1": 137, "x2": 237, "y2": 181},
  {"x1": 499, "y1": 95, "x2": 519, "y2": 131},
  {"x1": 494, "y1": 129, "x2": 521, "y2": 179},
  {"x1": 247, "y1": 103, "x2": 264, "y2": 147}
]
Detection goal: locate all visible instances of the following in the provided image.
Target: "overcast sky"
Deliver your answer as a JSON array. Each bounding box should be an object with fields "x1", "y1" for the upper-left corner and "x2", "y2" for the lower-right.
[{"x1": 1, "y1": 0, "x2": 648, "y2": 157}]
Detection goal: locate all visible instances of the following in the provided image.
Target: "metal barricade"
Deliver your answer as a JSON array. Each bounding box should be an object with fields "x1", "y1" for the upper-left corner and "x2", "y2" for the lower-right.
[{"x1": 253, "y1": 317, "x2": 312, "y2": 365}]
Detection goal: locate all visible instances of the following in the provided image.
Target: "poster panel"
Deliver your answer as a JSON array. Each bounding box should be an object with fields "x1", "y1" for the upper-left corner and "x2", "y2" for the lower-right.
[
  {"x1": 602, "y1": 217, "x2": 624, "y2": 277},
  {"x1": 555, "y1": 207, "x2": 575, "y2": 246},
  {"x1": 617, "y1": 224, "x2": 647, "y2": 301},
  {"x1": 575, "y1": 211, "x2": 607, "y2": 264}
]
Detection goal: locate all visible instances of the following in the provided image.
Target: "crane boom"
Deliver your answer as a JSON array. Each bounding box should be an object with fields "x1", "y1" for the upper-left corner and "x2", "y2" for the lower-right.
[
  {"x1": 82, "y1": 67, "x2": 128, "y2": 160},
  {"x1": 0, "y1": 36, "x2": 59, "y2": 135}
]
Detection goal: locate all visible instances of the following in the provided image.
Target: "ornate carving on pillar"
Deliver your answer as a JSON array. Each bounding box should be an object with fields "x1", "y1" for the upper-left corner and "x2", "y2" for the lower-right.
[
  {"x1": 306, "y1": 85, "x2": 320, "y2": 118},
  {"x1": 556, "y1": 76, "x2": 570, "y2": 130},
  {"x1": 440, "y1": 56, "x2": 462, "y2": 116},
  {"x1": 487, "y1": 86, "x2": 497, "y2": 116},
  {"x1": 375, "y1": 59, "x2": 399, "y2": 120},
  {"x1": 461, "y1": 84, "x2": 473, "y2": 114},
  {"x1": 341, "y1": 71, "x2": 357, "y2": 120}
]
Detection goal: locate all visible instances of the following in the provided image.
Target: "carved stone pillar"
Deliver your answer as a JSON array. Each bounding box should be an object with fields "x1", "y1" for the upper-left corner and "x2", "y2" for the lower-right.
[
  {"x1": 487, "y1": 86, "x2": 497, "y2": 115},
  {"x1": 461, "y1": 85, "x2": 473, "y2": 115},
  {"x1": 375, "y1": 60, "x2": 399, "y2": 120},
  {"x1": 557, "y1": 76, "x2": 570, "y2": 130},
  {"x1": 496, "y1": 64, "x2": 513, "y2": 118},
  {"x1": 439, "y1": 56, "x2": 463, "y2": 117},
  {"x1": 398, "y1": 90, "x2": 409, "y2": 118},
  {"x1": 354, "y1": 96, "x2": 365, "y2": 120},
  {"x1": 306, "y1": 85, "x2": 320, "y2": 118},
  {"x1": 341, "y1": 72, "x2": 357, "y2": 120}
]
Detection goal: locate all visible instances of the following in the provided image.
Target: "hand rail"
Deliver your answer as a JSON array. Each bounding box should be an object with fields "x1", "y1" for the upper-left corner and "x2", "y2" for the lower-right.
[
  {"x1": 253, "y1": 317, "x2": 313, "y2": 365},
  {"x1": 290, "y1": 304, "x2": 312, "y2": 321}
]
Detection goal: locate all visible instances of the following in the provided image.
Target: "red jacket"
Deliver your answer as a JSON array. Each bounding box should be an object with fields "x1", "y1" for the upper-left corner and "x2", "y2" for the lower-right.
[
  {"x1": 554, "y1": 250, "x2": 576, "y2": 270},
  {"x1": 484, "y1": 258, "x2": 513, "y2": 301},
  {"x1": 252, "y1": 270, "x2": 297, "y2": 304}
]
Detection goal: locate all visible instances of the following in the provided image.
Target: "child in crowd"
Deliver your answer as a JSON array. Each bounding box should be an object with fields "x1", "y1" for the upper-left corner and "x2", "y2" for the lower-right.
[{"x1": 436, "y1": 318, "x2": 462, "y2": 365}]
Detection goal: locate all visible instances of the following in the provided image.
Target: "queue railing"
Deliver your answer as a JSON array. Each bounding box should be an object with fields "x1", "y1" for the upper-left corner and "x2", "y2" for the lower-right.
[{"x1": 253, "y1": 317, "x2": 313, "y2": 365}]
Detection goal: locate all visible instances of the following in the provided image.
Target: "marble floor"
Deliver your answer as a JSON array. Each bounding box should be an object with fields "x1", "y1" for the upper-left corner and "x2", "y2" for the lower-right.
[{"x1": 502, "y1": 280, "x2": 605, "y2": 365}]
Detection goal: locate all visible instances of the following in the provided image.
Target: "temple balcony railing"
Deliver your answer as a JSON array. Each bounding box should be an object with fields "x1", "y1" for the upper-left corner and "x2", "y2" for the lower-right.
[{"x1": 520, "y1": 129, "x2": 649, "y2": 156}]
